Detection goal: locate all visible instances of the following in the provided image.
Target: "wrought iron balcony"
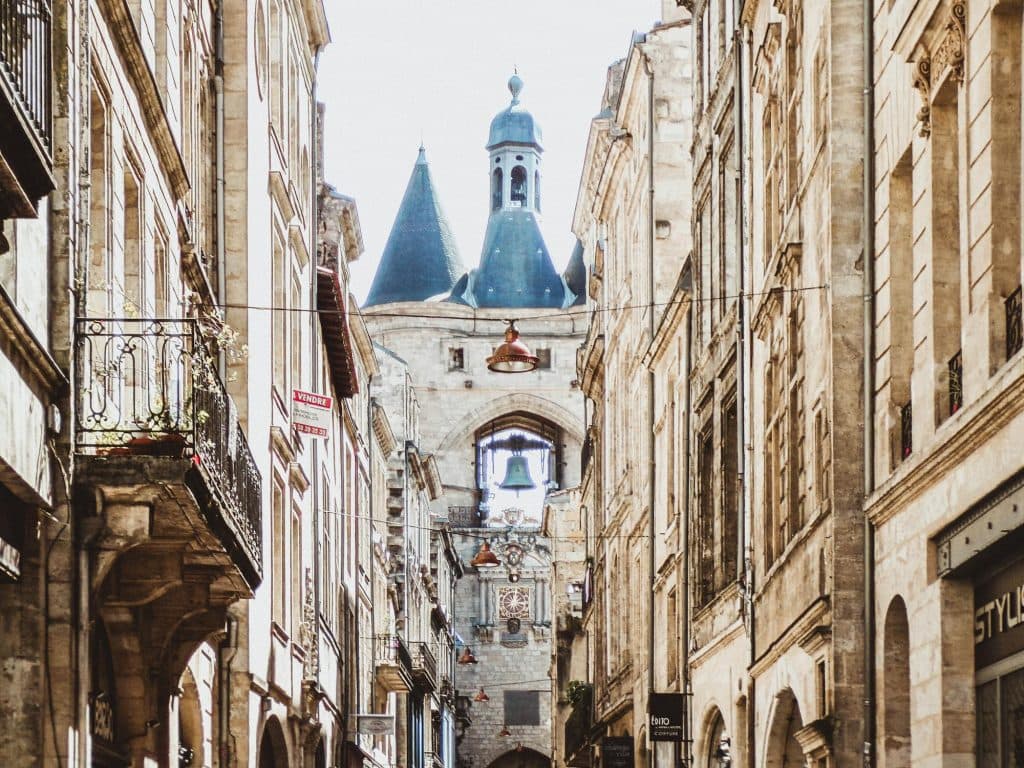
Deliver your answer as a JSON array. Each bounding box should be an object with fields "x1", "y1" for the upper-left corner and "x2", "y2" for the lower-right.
[
  {"x1": 1008, "y1": 286, "x2": 1022, "y2": 360},
  {"x1": 948, "y1": 349, "x2": 963, "y2": 415},
  {"x1": 74, "y1": 318, "x2": 262, "y2": 586},
  {"x1": 0, "y1": 0, "x2": 53, "y2": 217},
  {"x1": 409, "y1": 641, "x2": 438, "y2": 691},
  {"x1": 374, "y1": 634, "x2": 413, "y2": 692},
  {"x1": 564, "y1": 690, "x2": 593, "y2": 767}
]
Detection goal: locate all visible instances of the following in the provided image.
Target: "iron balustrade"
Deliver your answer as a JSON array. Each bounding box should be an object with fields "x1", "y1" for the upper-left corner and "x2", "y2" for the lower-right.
[
  {"x1": 1008, "y1": 286, "x2": 1023, "y2": 360},
  {"x1": 900, "y1": 401, "x2": 913, "y2": 461},
  {"x1": 74, "y1": 318, "x2": 262, "y2": 568},
  {"x1": 1, "y1": 0, "x2": 51, "y2": 146},
  {"x1": 409, "y1": 641, "x2": 438, "y2": 689},
  {"x1": 948, "y1": 349, "x2": 963, "y2": 415},
  {"x1": 374, "y1": 633, "x2": 414, "y2": 673}
]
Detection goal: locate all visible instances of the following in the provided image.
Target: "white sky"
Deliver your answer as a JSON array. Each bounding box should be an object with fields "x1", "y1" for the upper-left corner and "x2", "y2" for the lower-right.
[{"x1": 318, "y1": 1, "x2": 663, "y2": 304}]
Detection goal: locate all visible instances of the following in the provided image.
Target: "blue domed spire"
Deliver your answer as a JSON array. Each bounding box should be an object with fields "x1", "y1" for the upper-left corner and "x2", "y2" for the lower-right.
[
  {"x1": 487, "y1": 74, "x2": 543, "y2": 151},
  {"x1": 365, "y1": 147, "x2": 465, "y2": 307}
]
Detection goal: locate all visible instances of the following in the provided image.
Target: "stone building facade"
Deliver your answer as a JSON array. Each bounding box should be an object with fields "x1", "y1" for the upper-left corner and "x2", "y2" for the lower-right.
[
  {"x1": 362, "y1": 76, "x2": 586, "y2": 768},
  {"x1": 570, "y1": 8, "x2": 692, "y2": 768}
]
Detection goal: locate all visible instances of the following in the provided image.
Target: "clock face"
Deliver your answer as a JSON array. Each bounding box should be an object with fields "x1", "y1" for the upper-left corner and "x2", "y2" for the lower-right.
[{"x1": 498, "y1": 587, "x2": 530, "y2": 619}]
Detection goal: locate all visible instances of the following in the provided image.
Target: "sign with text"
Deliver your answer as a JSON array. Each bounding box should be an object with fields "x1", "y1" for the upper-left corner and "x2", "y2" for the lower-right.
[
  {"x1": 0, "y1": 535, "x2": 21, "y2": 580},
  {"x1": 602, "y1": 737, "x2": 634, "y2": 768},
  {"x1": 352, "y1": 714, "x2": 395, "y2": 735},
  {"x1": 975, "y1": 556, "x2": 1024, "y2": 668},
  {"x1": 648, "y1": 692, "x2": 684, "y2": 742},
  {"x1": 292, "y1": 390, "x2": 332, "y2": 439}
]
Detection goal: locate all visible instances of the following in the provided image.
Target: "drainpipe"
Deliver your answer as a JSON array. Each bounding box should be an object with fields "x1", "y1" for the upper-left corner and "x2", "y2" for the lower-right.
[
  {"x1": 681, "y1": 295, "x2": 693, "y2": 768},
  {"x1": 642, "y1": 47, "x2": 657, "y2": 768},
  {"x1": 214, "y1": 0, "x2": 226, "y2": 381},
  {"x1": 310, "y1": 46, "x2": 324, "y2": 726},
  {"x1": 219, "y1": 616, "x2": 238, "y2": 767},
  {"x1": 862, "y1": 0, "x2": 877, "y2": 758}
]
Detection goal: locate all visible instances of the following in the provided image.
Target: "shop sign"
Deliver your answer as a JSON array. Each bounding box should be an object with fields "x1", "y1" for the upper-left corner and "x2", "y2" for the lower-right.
[
  {"x1": 975, "y1": 558, "x2": 1024, "y2": 669},
  {"x1": 352, "y1": 714, "x2": 395, "y2": 734},
  {"x1": 648, "y1": 692, "x2": 684, "y2": 742},
  {"x1": 292, "y1": 390, "x2": 332, "y2": 439},
  {"x1": 602, "y1": 737, "x2": 634, "y2": 768},
  {"x1": 0, "y1": 535, "x2": 21, "y2": 580}
]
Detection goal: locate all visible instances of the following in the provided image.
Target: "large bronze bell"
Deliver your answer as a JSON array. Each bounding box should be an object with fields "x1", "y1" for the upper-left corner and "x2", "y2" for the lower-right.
[{"x1": 499, "y1": 455, "x2": 535, "y2": 490}]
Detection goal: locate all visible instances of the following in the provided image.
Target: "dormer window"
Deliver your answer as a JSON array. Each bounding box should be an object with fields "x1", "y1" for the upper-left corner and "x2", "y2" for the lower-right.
[
  {"x1": 510, "y1": 166, "x2": 527, "y2": 205},
  {"x1": 534, "y1": 171, "x2": 541, "y2": 211}
]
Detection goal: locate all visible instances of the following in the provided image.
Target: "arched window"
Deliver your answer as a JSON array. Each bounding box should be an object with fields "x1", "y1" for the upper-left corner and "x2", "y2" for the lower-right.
[
  {"x1": 492, "y1": 168, "x2": 503, "y2": 211},
  {"x1": 510, "y1": 166, "x2": 527, "y2": 205},
  {"x1": 475, "y1": 413, "x2": 560, "y2": 524},
  {"x1": 534, "y1": 170, "x2": 541, "y2": 211},
  {"x1": 706, "y1": 711, "x2": 731, "y2": 767},
  {"x1": 883, "y1": 597, "x2": 911, "y2": 767}
]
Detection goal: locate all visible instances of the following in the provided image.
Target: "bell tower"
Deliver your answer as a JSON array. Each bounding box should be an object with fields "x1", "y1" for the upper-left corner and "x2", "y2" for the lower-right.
[{"x1": 486, "y1": 74, "x2": 543, "y2": 215}]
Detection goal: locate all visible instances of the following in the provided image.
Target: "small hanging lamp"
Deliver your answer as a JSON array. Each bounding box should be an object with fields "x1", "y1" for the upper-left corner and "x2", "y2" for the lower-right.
[
  {"x1": 487, "y1": 321, "x2": 539, "y2": 373},
  {"x1": 474, "y1": 688, "x2": 490, "y2": 703},
  {"x1": 470, "y1": 542, "x2": 501, "y2": 568},
  {"x1": 516, "y1": 743, "x2": 524, "y2": 753},
  {"x1": 457, "y1": 647, "x2": 479, "y2": 665},
  {"x1": 499, "y1": 725, "x2": 512, "y2": 737}
]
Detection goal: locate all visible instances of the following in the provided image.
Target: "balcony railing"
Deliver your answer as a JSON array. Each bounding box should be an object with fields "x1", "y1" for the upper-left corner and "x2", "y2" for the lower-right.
[
  {"x1": 1, "y1": 0, "x2": 51, "y2": 146},
  {"x1": 1008, "y1": 286, "x2": 1022, "y2": 360},
  {"x1": 564, "y1": 690, "x2": 593, "y2": 766},
  {"x1": 374, "y1": 634, "x2": 413, "y2": 691},
  {"x1": 74, "y1": 318, "x2": 262, "y2": 569},
  {"x1": 899, "y1": 401, "x2": 912, "y2": 461},
  {"x1": 448, "y1": 505, "x2": 481, "y2": 528},
  {"x1": 409, "y1": 641, "x2": 438, "y2": 691},
  {"x1": 948, "y1": 349, "x2": 963, "y2": 415}
]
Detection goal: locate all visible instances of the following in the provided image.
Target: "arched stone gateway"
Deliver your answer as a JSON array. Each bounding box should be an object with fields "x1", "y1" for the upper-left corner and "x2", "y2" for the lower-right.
[
  {"x1": 763, "y1": 689, "x2": 803, "y2": 768},
  {"x1": 702, "y1": 707, "x2": 731, "y2": 767},
  {"x1": 485, "y1": 746, "x2": 551, "y2": 768},
  {"x1": 259, "y1": 716, "x2": 290, "y2": 768},
  {"x1": 882, "y1": 596, "x2": 911, "y2": 767}
]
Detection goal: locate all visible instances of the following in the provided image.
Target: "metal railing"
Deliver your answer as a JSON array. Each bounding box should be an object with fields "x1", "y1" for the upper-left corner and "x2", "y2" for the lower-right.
[
  {"x1": 0, "y1": 0, "x2": 51, "y2": 146},
  {"x1": 448, "y1": 505, "x2": 481, "y2": 528},
  {"x1": 1008, "y1": 285, "x2": 1022, "y2": 360},
  {"x1": 373, "y1": 634, "x2": 413, "y2": 672},
  {"x1": 564, "y1": 691, "x2": 593, "y2": 762},
  {"x1": 900, "y1": 401, "x2": 913, "y2": 461},
  {"x1": 409, "y1": 641, "x2": 437, "y2": 688},
  {"x1": 74, "y1": 318, "x2": 262, "y2": 567},
  {"x1": 948, "y1": 349, "x2": 963, "y2": 415}
]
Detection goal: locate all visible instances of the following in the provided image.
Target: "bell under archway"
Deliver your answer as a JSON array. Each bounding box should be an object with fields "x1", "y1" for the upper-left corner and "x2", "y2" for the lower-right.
[{"x1": 499, "y1": 454, "x2": 535, "y2": 491}]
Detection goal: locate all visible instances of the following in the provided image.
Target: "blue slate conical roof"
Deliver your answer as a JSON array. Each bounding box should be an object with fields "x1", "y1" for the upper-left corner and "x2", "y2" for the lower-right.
[
  {"x1": 468, "y1": 209, "x2": 565, "y2": 309},
  {"x1": 364, "y1": 147, "x2": 465, "y2": 307}
]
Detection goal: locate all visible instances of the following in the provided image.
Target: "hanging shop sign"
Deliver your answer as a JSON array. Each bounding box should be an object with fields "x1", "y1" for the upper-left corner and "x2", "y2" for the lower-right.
[
  {"x1": 602, "y1": 737, "x2": 634, "y2": 768},
  {"x1": 648, "y1": 692, "x2": 685, "y2": 742},
  {"x1": 292, "y1": 390, "x2": 332, "y2": 439},
  {"x1": 352, "y1": 714, "x2": 395, "y2": 735}
]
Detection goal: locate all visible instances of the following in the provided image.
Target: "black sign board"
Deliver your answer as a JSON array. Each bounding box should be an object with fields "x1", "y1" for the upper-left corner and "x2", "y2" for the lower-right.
[
  {"x1": 602, "y1": 737, "x2": 634, "y2": 768},
  {"x1": 648, "y1": 693, "x2": 684, "y2": 742},
  {"x1": 975, "y1": 556, "x2": 1024, "y2": 669}
]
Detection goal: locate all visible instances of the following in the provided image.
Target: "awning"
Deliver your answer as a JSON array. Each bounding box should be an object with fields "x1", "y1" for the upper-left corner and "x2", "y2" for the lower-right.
[{"x1": 316, "y1": 266, "x2": 359, "y2": 397}]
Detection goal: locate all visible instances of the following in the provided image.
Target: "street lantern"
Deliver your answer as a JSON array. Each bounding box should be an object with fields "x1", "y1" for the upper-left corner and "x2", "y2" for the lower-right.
[
  {"x1": 487, "y1": 321, "x2": 538, "y2": 373},
  {"x1": 474, "y1": 688, "x2": 490, "y2": 702},
  {"x1": 457, "y1": 647, "x2": 479, "y2": 665},
  {"x1": 470, "y1": 542, "x2": 501, "y2": 568}
]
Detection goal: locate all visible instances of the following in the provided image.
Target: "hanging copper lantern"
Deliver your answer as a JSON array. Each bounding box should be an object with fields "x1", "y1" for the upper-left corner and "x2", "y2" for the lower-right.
[
  {"x1": 499, "y1": 725, "x2": 512, "y2": 737},
  {"x1": 474, "y1": 688, "x2": 490, "y2": 702},
  {"x1": 487, "y1": 321, "x2": 538, "y2": 373},
  {"x1": 470, "y1": 542, "x2": 501, "y2": 568},
  {"x1": 457, "y1": 647, "x2": 478, "y2": 665}
]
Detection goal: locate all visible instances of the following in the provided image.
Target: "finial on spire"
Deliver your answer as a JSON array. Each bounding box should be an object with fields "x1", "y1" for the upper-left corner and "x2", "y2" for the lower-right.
[
  {"x1": 416, "y1": 144, "x2": 427, "y2": 165},
  {"x1": 508, "y1": 73, "x2": 523, "y2": 103}
]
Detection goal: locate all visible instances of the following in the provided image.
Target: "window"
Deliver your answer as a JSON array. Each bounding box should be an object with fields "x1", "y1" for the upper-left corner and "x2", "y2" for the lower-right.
[
  {"x1": 448, "y1": 347, "x2": 465, "y2": 370},
  {"x1": 272, "y1": 233, "x2": 286, "y2": 394},
  {"x1": 122, "y1": 161, "x2": 143, "y2": 314},
  {"x1": 666, "y1": 589, "x2": 678, "y2": 685},
  {"x1": 88, "y1": 88, "x2": 111, "y2": 316},
  {"x1": 814, "y1": 405, "x2": 831, "y2": 513},
  {"x1": 492, "y1": 168, "x2": 503, "y2": 211},
  {"x1": 696, "y1": 423, "x2": 715, "y2": 607},
  {"x1": 269, "y1": 0, "x2": 284, "y2": 136},
  {"x1": 272, "y1": 478, "x2": 285, "y2": 626},
  {"x1": 784, "y1": 6, "x2": 803, "y2": 208},
  {"x1": 504, "y1": 691, "x2": 540, "y2": 726},
  {"x1": 510, "y1": 166, "x2": 527, "y2": 205},
  {"x1": 720, "y1": 395, "x2": 738, "y2": 587},
  {"x1": 888, "y1": 150, "x2": 913, "y2": 465},
  {"x1": 290, "y1": 504, "x2": 302, "y2": 638},
  {"x1": 534, "y1": 170, "x2": 541, "y2": 211}
]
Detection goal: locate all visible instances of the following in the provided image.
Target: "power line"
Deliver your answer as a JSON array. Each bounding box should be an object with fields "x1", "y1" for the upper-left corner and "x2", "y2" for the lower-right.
[{"x1": 208, "y1": 283, "x2": 828, "y2": 321}]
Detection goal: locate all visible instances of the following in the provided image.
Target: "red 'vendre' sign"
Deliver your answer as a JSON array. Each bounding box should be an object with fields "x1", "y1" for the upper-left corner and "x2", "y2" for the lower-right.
[{"x1": 292, "y1": 389, "x2": 333, "y2": 438}]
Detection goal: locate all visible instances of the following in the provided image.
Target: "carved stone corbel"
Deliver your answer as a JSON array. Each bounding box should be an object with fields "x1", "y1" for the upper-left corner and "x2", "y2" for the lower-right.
[
  {"x1": 933, "y1": 2, "x2": 966, "y2": 83},
  {"x1": 912, "y1": 57, "x2": 932, "y2": 138}
]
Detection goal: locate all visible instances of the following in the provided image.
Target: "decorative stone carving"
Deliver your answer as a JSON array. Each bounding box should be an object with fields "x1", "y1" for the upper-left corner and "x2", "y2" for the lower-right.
[
  {"x1": 912, "y1": 57, "x2": 932, "y2": 138},
  {"x1": 932, "y1": 2, "x2": 966, "y2": 83}
]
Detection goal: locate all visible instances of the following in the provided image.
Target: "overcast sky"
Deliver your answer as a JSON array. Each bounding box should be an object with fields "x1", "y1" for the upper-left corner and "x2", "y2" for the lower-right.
[{"x1": 318, "y1": 1, "x2": 662, "y2": 304}]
